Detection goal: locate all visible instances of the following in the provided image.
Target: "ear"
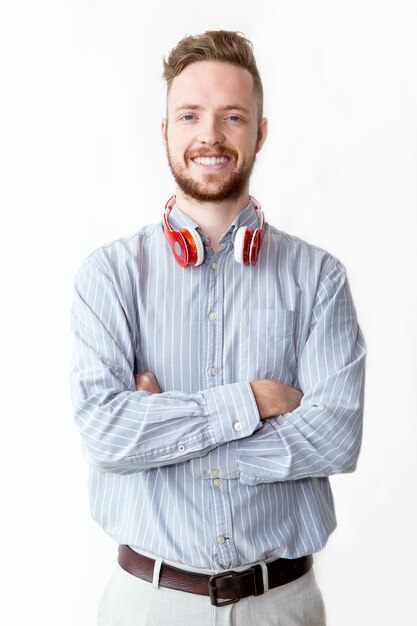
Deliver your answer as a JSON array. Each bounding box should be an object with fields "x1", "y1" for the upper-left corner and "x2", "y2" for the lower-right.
[
  {"x1": 161, "y1": 118, "x2": 168, "y2": 145},
  {"x1": 256, "y1": 117, "x2": 268, "y2": 153}
]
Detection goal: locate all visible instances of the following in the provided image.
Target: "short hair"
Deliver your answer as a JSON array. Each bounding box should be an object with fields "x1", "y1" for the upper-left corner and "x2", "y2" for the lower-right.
[{"x1": 162, "y1": 30, "x2": 264, "y2": 122}]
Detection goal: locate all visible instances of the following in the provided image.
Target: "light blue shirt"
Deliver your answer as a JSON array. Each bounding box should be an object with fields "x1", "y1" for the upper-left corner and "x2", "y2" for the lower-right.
[{"x1": 70, "y1": 201, "x2": 365, "y2": 570}]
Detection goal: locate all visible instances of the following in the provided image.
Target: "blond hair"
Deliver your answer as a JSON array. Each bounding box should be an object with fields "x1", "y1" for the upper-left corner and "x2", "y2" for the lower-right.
[{"x1": 162, "y1": 30, "x2": 264, "y2": 121}]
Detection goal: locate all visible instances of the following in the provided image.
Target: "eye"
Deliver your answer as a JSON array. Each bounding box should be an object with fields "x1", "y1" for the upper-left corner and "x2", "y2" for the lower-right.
[
  {"x1": 181, "y1": 114, "x2": 195, "y2": 122},
  {"x1": 227, "y1": 115, "x2": 243, "y2": 123}
]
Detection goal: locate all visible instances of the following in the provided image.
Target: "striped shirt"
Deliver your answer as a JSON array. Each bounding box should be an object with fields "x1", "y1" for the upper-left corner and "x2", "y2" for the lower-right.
[{"x1": 70, "y1": 200, "x2": 365, "y2": 571}]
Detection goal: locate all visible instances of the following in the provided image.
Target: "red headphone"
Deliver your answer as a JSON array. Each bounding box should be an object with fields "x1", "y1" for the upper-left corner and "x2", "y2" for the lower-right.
[{"x1": 163, "y1": 195, "x2": 265, "y2": 267}]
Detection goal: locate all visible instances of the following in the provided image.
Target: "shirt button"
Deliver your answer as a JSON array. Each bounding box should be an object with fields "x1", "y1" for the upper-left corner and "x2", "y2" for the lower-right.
[
  {"x1": 209, "y1": 367, "x2": 217, "y2": 376},
  {"x1": 234, "y1": 422, "x2": 243, "y2": 431},
  {"x1": 211, "y1": 469, "x2": 220, "y2": 477},
  {"x1": 211, "y1": 262, "x2": 218, "y2": 270},
  {"x1": 217, "y1": 536, "x2": 225, "y2": 545},
  {"x1": 208, "y1": 311, "x2": 217, "y2": 321},
  {"x1": 213, "y1": 479, "x2": 221, "y2": 488},
  {"x1": 178, "y1": 444, "x2": 186, "y2": 452}
]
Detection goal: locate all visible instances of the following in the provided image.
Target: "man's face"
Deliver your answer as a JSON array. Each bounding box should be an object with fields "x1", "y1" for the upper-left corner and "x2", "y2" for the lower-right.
[{"x1": 161, "y1": 61, "x2": 268, "y2": 203}]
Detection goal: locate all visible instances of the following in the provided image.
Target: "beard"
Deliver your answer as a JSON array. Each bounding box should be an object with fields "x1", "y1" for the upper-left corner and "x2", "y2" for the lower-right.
[{"x1": 165, "y1": 142, "x2": 257, "y2": 203}]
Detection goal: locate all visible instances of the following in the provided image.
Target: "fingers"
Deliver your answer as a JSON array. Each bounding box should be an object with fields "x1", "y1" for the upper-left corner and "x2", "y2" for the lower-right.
[
  {"x1": 250, "y1": 379, "x2": 303, "y2": 419},
  {"x1": 135, "y1": 372, "x2": 162, "y2": 393}
]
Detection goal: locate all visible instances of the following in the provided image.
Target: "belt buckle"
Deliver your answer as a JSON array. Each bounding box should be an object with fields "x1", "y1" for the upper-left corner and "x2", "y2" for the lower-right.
[
  {"x1": 208, "y1": 564, "x2": 264, "y2": 607},
  {"x1": 208, "y1": 570, "x2": 239, "y2": 607}
]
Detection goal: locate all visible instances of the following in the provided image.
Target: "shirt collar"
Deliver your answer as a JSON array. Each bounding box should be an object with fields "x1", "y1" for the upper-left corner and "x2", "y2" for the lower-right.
[
  {"x1": 168, "y1": 204, "x2": 200, "y2": 233},
  {"x1": 167, "y1": 199, "x2": 261, "y2": 246},
  {"x1": 222, "y1": 200, "x2": 260, "y2": 244}
]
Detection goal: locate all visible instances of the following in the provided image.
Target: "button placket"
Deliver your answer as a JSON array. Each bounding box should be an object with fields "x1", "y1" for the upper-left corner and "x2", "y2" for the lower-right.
[
  {"x1": 205, "y1": 255, "x2": 215, "y2": 386},
  {"x1": 203, "y1": 248, "x2": 237, "y2": 569},
  {"x1": 205, "y1": 249, "x2": 222, "y2": 388},
  {"x1": 211, "y1": 484, "x2": 236, "y2": 568}
]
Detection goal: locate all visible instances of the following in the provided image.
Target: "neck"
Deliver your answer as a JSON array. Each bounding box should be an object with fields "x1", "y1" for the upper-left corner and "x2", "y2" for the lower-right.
[{"x1": 174, "y1": 189, "x2": 250, "y2": 253}]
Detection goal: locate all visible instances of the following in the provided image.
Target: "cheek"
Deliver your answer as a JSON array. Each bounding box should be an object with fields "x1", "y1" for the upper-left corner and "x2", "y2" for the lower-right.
[
  {"x1": 167, "y1": 132, "x2": 190, "y2": 157},
  {"x1": 234, "y1": 130, "x2": 257, "y2": 152}
]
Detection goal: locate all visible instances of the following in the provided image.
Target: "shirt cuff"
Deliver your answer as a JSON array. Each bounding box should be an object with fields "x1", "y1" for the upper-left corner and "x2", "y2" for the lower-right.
[{"x1": 202, "y1": 382, "x2": 261, "y2": 444}]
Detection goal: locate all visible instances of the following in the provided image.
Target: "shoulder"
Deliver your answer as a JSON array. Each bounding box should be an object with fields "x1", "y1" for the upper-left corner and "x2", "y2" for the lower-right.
[
  {"x1": 78, "y1": 222, "x2": 160, "y2": 279},
  {"x1": 266, "y1": 223, "x2": 346, "y2": 277}
]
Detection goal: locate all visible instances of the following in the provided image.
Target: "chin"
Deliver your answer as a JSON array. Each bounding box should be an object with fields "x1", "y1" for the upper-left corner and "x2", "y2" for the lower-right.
[{"x1": 183, "y1": 186, "x2": 246, "y2": 203}]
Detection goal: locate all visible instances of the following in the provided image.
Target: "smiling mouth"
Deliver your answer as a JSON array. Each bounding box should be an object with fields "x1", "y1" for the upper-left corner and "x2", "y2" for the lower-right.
[{"x1": 191, "y1": 155, "x2": 231, "y2": 166}]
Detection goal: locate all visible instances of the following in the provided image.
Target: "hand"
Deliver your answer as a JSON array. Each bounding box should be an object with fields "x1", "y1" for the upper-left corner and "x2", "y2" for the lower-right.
[
  {"x1": 135, "y1": 372, "x2": 162, "y2": 394},
  {"x1": 250, "y1": 379, "x2": 303, "y2": 420}
]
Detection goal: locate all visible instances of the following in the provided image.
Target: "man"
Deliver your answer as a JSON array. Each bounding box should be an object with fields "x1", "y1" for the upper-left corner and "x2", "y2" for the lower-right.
[{"x1": 71, "y1": 30, "x2": 365, "y2": 625}]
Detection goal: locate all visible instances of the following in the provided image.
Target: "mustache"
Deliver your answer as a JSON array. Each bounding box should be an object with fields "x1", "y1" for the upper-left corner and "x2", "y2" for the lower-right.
[{"x1": 186, "y1": 146, "x2": 238, "y2": 160}]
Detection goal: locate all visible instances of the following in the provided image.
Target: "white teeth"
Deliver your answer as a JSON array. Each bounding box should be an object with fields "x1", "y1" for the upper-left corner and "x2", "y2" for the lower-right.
[{"x1": 193, "y1": 156, "x2": 229, "y2": 166}]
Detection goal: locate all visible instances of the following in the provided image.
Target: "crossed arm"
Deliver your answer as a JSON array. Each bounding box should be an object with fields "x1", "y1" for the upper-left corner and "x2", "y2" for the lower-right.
[
  {"x1": 136, "y1": 372, "x2": 303, "y2": 420},
  {"x1": 71, "y1": 253, "x2": 365, "y2": 480}
]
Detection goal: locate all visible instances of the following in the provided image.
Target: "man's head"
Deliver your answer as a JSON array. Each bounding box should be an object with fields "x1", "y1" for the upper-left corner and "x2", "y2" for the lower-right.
[
  {"x1": 163, "y1": 30, "x2": 264, "y2": 123},
  {"x1": 161, "y1": 31, "x2": 268, "y2": 204}
]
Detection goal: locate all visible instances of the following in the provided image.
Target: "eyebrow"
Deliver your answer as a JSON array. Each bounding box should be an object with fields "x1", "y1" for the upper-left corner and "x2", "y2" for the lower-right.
[{"x1": 174, "y1": 104, "x2": 250, "y2": 114}]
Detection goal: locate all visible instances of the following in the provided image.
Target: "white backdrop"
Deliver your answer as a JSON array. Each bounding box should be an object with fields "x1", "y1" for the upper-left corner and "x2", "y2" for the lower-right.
[{"x1": 1, "y1": 1, "x2": 416, "y2": 624}]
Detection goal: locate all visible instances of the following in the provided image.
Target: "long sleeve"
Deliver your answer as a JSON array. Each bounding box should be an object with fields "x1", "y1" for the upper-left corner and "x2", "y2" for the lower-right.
[
  {"x1": 236, "y1": 258, "x2": 366, "y2": 485},
  {"x1": 70, "y1": 253, "x2": 260, "y2": 475}
]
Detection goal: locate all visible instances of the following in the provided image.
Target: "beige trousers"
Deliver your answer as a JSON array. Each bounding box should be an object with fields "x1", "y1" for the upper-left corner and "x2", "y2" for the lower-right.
[{"x1": 98, "y1": 564, "x2": 326, "y2": 625}]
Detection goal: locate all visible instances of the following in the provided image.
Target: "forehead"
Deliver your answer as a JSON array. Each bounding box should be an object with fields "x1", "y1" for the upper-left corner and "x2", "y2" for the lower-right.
[{"x1": 168, "y1": 61, "x2": 256, "y2": 112}]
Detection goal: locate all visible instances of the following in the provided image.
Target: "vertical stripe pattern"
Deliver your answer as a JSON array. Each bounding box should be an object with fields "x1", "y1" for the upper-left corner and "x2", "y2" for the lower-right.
[{"x1": 70, "y1": 201, "x2": 365, "y2": 569}]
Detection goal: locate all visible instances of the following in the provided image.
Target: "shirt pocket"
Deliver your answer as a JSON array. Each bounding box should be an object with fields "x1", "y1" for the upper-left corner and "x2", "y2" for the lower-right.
[{"x1": 240, "y1": 309, "x2": 297, "y2": 384}]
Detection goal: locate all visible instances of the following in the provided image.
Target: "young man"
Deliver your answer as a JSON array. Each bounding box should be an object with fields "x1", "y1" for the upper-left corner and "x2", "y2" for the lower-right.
[{"x1": 71, "y1": 30, "x2": 365, "y2": 625}]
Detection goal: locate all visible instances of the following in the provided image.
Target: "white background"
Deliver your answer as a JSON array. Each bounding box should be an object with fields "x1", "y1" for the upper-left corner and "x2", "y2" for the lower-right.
[{"x1": 1, "y1": 1, "x2": 416, "y2": 624}]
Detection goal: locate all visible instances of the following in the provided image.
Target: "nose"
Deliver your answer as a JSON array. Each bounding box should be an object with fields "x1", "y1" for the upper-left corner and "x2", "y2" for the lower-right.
[{"x1": 197, "y1": 116, "x2": 225, "y2": 146}]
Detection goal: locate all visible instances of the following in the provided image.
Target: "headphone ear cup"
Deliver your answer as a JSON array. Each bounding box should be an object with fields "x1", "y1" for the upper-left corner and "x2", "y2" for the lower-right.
[
  {"x1": 180, "y1": 228, "x2": 204, "y2": 266},
  {"x1": 167, "y1": 229, "x2": 190, "y2": 267},
  {"x1": 234, "y1": 226, "x2": 252, "y2": 265},
  {"x1": 249, "y1": 228, "x2": 263, "y2": 265}
]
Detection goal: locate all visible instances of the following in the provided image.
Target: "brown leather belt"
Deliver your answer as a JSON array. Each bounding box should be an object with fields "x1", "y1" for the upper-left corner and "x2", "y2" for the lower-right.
[{"x1": 118, "y1": 545, "x2": 313, "y2": 607}]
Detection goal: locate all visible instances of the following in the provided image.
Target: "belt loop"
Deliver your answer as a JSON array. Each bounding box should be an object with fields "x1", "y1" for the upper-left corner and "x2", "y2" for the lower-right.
[
  {"x1": 259, "y1": 561, "x2": 269, "y2": 592},
  {"x1": 152, "y1": 557, "x2": 163, "y2": 589}
]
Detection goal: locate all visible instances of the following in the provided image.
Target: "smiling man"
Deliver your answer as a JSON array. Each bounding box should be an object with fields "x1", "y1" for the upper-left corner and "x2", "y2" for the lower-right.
[{"x1": 71, "y1": 31, "x2": 365, "y2": 625}]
